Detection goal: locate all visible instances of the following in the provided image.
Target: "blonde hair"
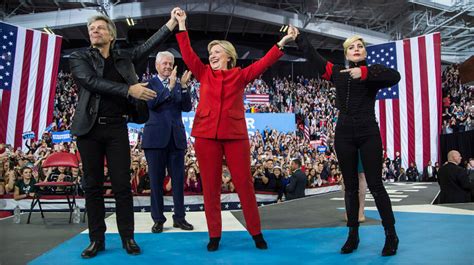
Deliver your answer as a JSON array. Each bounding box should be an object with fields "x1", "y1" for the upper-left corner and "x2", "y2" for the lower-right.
[
  {"x1": 207, "y1": 40, "x2": 237, "y2": 69},
  {"x1": 87, "y1": 15, "x2": 117, "y2": 48},
  {"x1": 343, "y1": 35, "x2": 366, "y2": 55}
]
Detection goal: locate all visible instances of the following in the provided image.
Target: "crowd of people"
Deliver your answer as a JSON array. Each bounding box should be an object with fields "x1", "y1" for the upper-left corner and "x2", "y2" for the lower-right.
[
  {"x1": 1, "y1": 63, "x2": 473, "y2": 199},
  {"x1": 441, "y1": 64, "x2": 474, "y2": 134},
  {"x1": 52, "y1": 71, "x2": 78, "y2": 132}
]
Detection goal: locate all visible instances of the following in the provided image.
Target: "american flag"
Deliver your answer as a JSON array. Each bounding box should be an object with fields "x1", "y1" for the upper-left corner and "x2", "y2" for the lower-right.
[
  {"x1": 0, "y1": 22, "x2": 62, "y2": 149},
  {"x1": 245, "y1": 94, "x2": 269, "y2": 104},
  {"x1": 319, "y1": 132, "x2": 327, "y2": 146},
  {"x1": 367, "y1": 33, "x2": 442, "y2": 170},
  {"x1": 304, "y1": 117, "x2": 310, "y2": 141}
]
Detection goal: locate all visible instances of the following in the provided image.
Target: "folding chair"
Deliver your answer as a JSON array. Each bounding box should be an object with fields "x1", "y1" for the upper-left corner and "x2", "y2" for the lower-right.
[{"x1": 27, "y1": 152, "x2": 79, "y2": 224}]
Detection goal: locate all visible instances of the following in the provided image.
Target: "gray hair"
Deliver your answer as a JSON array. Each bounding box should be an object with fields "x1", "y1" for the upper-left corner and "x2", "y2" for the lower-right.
[
  {"x1": 155, "y1": 51, "x2": 175, "y2": 64},
  {"x1": 87, "y1": 15, "x2": 117, "y2": 48}
]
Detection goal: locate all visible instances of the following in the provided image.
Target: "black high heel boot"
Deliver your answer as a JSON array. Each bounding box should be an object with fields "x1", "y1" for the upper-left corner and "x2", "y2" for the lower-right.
[
  {"x1": 341, "y1": 227, "x2": 360, "y2": 254},
  {"x1": 382, "y1": 227, "x2": 399, "y2": 256},
  {"x1": 252, "y1": 233, "x2": 268, "y2": 250},
  {"x1": 207, "y1": 237, "x2": 221, "y2": 252}
]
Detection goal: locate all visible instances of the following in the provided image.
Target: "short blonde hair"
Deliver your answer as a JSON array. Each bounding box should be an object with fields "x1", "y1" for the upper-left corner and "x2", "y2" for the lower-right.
[
  {"x1": 207, "y1": 40, "x2": 237, "y2": 68},
  {"x1": 343, "y1": 35, "x2": 366, "y2": 55},
  {"x1": 87, "y1": 15, "x2": 117, "y2": 48}
]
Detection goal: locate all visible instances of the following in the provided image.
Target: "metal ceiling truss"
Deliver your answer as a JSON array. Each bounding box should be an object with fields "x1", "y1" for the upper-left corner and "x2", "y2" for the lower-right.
[{"x1": 2, "y1": 0, "x2": 472, "y2": 63}]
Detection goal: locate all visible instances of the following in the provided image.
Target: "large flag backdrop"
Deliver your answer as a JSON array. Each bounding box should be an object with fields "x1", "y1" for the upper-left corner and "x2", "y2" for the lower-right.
[
  {"x1": 367, "y1": 33, "x2": 442, "y2": 170},
  {"x1": 0, "y1": 22, "x2": 62, "y2": 149}
]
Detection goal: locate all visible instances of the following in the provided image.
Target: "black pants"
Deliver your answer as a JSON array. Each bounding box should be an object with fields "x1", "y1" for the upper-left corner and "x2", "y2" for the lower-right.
[
  {"x1": 335, "y1": 115, "x2": 395, "y2": 228},
  {"x1": 77, "y1": 122, "x2": 133, "y2": 241}
]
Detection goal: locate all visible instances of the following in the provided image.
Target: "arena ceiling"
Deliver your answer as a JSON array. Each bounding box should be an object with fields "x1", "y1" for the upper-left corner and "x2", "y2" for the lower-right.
[{"x1": 1, "y1": 0, "x2": 473, "y2": 63}]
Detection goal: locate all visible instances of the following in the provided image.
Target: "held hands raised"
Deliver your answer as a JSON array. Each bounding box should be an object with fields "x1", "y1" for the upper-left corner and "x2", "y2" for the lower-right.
[
  {"x1": 165, "y1": 7, "x2": 182, "y2": 31},
  {"x1": 287, "y1": 26, "x2": 299, "y2": 40},
  {"x1": 278, "y1": 25, "x2": 299, "y2": 48},
  {"x1": 170, "y1": 7, "x2": 181, "y2": 20},
  {"x1": 175, "y1": 9, "x2": 186, "y2": 23},
  {"x1": 174, "y1": 8, "x2": 187, "y2": 31}
]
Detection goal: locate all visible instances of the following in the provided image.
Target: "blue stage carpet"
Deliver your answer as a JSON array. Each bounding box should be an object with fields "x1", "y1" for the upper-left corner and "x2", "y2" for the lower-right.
[{"x1": 29, "y1": 211, "x2": 474, "y2": 265}]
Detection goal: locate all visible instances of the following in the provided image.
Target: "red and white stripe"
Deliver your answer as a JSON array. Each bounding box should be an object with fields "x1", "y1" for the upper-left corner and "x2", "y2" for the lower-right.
[
  {"x1": 320, "y1": 133, "x2": 327, "y2": 146},
  {"x1": 246, "y1": 94, "x2": 269, "y2": 104},
  {"x1": 374, "y1": 33, "x2": 441, "y2": 170},
  {"x1": 303, "y1": 125, "x2": 310, "y2": 141},
  {"x1": 0, "y1": 25, "x2": 62, "y2": 149}
]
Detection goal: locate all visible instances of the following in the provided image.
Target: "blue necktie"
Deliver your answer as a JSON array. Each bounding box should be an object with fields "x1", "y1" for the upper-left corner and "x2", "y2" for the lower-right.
[{"x1": 162, "y1": 79, "x2": 169, "y2": 90}]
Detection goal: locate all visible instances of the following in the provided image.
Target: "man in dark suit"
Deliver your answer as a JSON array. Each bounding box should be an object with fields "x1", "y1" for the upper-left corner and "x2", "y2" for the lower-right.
[
  {"x1": 393, "y1": 151, "x2": 401, "y2": 173},
  {"x1": 438, "y1": 150, "x2": 471, "y2": 204},
  {"x1": 285, "y1": 159, "x2": 306, "y2": 200},
  {"x1": 69, "y1": 10, "x2": 180, "y2": 258},
  {"x1": 142, "y1": 51, "x2": 193, "y2": 233},
  {"x1": 422, "y1": 161, "x2": 437, "y2": 182}
]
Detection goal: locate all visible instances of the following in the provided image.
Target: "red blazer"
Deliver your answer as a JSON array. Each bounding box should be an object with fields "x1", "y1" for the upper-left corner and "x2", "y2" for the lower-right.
[{"x1": 176, "y1": 31, "x2": 283, "y2": 140}]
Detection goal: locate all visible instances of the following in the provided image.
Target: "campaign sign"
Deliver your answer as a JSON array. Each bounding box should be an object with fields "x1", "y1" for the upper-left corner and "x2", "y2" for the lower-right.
[
  {"x1": 22, "y1": 131, "x2": 35, "y2": 140},
  {"x1": 128, "y1": 112, "x2": 296, "y2": 136},
  {"x1": 52, "y1": 130, "x2": 72, "y2": 143},
  {"x1": 317, "y1": 145, "x2": 327, "y2": 153}
]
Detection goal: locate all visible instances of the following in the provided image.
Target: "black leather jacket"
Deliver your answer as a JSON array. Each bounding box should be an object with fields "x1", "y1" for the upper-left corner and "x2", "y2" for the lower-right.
[{"x1": 69, "y1": 25, "x2": 172, "y2": 136}]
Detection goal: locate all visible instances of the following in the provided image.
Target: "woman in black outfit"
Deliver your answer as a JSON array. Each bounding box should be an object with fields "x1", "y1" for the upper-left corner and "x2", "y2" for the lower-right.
[{"x1": 295, "y1": 30, "x2": 400, "y2": 256}]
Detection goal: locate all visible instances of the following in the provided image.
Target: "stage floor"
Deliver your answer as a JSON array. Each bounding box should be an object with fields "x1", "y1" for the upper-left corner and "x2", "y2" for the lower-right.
[{"x1": 1, "y1": 182, "x2": 473, "y2": 265}]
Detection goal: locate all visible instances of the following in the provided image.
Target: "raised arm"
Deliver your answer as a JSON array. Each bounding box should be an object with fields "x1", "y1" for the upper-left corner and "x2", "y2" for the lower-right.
[
  {"x1": 240, "y1": 26, "x2": 298, "y2": 83},
  {"x1": 240, "y1": 46, "x2": 284, "y2": 84},
  {"x1": 175, "y1": 10, "x2": 206, "y2": 80},
  {"x1": 295, "y1": 32, "x2": 334, "y2": 80},
  {"x1": 132, "y1": 8, "x2": 180, "y2": 64}
]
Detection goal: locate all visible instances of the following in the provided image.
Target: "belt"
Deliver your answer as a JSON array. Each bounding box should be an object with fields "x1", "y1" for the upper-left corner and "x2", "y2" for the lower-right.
[{"x1": 97, "y1": 115, "x2": 128, "y2": 125}]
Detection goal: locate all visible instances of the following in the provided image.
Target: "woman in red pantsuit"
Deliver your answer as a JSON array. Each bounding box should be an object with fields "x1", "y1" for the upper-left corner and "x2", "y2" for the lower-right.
[{"x1": 174, "y1": 9, "x2": 297, "y2": 251}]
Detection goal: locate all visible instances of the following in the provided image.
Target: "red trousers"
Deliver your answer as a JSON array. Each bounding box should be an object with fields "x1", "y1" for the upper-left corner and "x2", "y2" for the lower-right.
[{"x1": 194, "y1": 137, "x2": 261, "y2": 238}]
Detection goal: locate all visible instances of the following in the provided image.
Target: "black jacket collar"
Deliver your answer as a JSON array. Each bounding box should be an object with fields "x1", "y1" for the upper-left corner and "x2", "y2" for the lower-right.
[{"x1": 349, "y1": 60, "x2": 367, "y2": 68}]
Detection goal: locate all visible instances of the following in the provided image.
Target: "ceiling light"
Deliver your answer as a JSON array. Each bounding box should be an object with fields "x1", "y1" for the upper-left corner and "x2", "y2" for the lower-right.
[
  {"x1": 43, "y1": 26, "x2": 54, "y2": 35},
  {"x1": 126, "y1": 17, "x2": 136, "y2": 27}
]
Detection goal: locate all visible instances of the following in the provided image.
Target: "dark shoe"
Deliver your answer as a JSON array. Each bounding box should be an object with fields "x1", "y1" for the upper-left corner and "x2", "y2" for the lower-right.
[
  {"x1": 152, "y1": 222, "x2": 164, "y2": 233},
  {"x1": 341, "y1": 227, "x2": 359, "y2": 254},
  {"x1": 207, "y1": 237, "x2": 221, "y2": 252},
  {"x1": 252, "y1": 233, "x2": 268, "y2": 250},
  {"x1": 382, "y1": 227, "x2": 399, "y2": 256},
  {"x1": 81, "y1": 241, "x2": 105, "y2": 258},
  {"x1": 173, "y1": 220, "x2": 194, "y2": 231},
  {"x1": 122, "y1": 238, "x2": 141, "y2": 255}
]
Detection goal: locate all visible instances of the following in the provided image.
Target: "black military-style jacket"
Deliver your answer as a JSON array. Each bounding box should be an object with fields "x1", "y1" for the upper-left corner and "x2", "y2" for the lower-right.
[{"x1": 295, "y1": 34, "x2": 400, "y2": 119}]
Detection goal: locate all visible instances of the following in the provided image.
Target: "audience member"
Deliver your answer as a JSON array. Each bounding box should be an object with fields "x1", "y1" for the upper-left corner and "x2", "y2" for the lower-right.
[
  {"x1": 438, "y1": 150, "x2": 471, "y2": 204},
  {"x1": 14, "y1": 167, "x2": 37, "y2": 200},
  {"x1": 285, "y1": 159, "x2": 306, "y2": 200}
]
